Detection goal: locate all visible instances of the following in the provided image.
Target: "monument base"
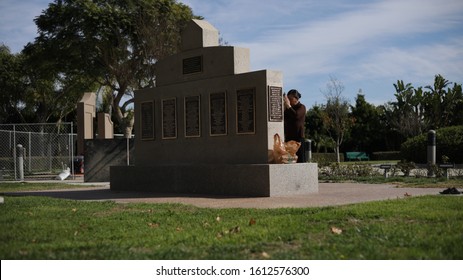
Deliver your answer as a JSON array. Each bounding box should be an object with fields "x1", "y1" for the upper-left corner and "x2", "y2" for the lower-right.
[{"x1": 110, "y1": 163, "x2": 318, "y2": 197}]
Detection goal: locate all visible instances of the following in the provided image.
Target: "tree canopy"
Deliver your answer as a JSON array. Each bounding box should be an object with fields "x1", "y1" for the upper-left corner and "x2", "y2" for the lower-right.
[
  {"x1": 24, "y1": 0, "x2": 196, "y2": 136},
  {"x1": 0, "y1": 45, "x2": 26, "y2": 123},
  {"x1": 306, "y1": 74, "x2": 463, "y2": 157},
  {"x1": 320, "y1": 76, "x2": 352, "y2": 162}
]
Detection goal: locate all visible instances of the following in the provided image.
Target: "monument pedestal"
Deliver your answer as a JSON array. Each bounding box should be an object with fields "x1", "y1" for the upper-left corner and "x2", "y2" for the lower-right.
[{"x1": 110, "y1": 163, "x2": 318, "y2": 197}]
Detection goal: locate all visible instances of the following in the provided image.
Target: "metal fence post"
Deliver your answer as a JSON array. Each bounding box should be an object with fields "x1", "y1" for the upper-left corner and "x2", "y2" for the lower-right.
[
  {"x1": 127, "y1": 137, "x2": 130, "y2": 166},
  {"x1": 28, "y1": 131, "x2": 32, "y2": 173},
  {"x1": 13, "y1": 124, "x2": 16, "y2": 180},
  {"x1": 16, "y1": 144, "x2": 24, "y2": 181},
  {"x1": 70, "y1": 128, "x2": 75, "y2": 180}
]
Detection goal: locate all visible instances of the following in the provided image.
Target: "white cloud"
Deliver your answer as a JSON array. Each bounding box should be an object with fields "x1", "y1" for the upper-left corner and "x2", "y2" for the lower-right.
[
  {"x1": 244, "y1": 0, "x2": 462, "y2": 61},
  {"x1": 354, "y1": 39, "x2": 463, "y2": 83}
]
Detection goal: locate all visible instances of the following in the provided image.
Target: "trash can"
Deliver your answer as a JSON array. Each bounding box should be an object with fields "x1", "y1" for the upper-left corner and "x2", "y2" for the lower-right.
[{"x1": 73, "y1": 156, "x2": 84, "y2": 174}]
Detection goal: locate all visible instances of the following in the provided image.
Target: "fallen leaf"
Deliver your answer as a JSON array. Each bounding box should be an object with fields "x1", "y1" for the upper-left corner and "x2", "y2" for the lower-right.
[
  {"x1": 216, "y1": 216, "x2": 221, "y2": 222},
  {"x1": 148, "y1": 222, "x2": 160, "y2": 228},
  {"x1": 261, "y1": 252, "x2": 270, "y2": 258},
  {"x1": 249, "y1": 218, "x2": 256, "y2": 226},
  {"x1": 71, "y1": 208, "x2": 77, "y2": 212},
  {"x1": 176, "y1": 227, "x2": 183, "y2": 232},
  {"x1": 229, "y1": 226, "x2": 241, "y2": 234},
  {"x1": 217, "y1": 226, "x2": 241, "y2": 238},
  {"x1": 19, "y1": 250, "x2": 28, "y2": 256},
  {"x1": 331, "y1": 226, "x2": 343, "y2": 235}
]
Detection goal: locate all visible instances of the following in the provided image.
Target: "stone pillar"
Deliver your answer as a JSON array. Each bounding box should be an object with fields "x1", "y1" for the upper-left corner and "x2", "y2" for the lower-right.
[
  {"x1": 427, "y1": 130, "x2": 436, "y2": 177},
  {"x1": 77, "y1": 92, "x2": 96, "y2": 155},
  {"x1": 97, "y1": 112, "x2": 114, "y2": 139}
]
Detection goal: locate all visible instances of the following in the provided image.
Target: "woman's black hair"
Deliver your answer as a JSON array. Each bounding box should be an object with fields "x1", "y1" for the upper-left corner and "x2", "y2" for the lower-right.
[{"x1": 287, "y1": 89, "x2": 301, "y2": 99}]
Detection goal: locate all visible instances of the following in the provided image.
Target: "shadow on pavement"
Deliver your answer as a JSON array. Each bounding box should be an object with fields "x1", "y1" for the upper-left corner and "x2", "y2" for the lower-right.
[{"x1": 2, "y1": 187, "x2": 251, "y2": 201}]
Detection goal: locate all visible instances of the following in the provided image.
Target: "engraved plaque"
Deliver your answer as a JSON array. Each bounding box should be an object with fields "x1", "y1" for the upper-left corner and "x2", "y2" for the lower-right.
[
  {"x1": 183, "y1": 56, "x2": 202, "y2": 75},
  {"x1": 162, "y1": 98, "x2": 177, "y2": 139},
  {"x1": 184, "y1": 96, "x2": 201, "y2": 137},
  {"x1": 236, "y1": 88, "x2": 255, "y2": 134},
  {"x1": 209, "y1": 92, "x2": 227, "y2": 136},
  {"x1": 268, "y1": 86, "x2": 283, "y2": 122},
  {"x1": 140, "y1": 101, "x2": 155, "y2": 140}
]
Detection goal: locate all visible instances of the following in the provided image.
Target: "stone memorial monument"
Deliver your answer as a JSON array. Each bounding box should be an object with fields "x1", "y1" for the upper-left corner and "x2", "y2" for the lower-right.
[
  {"x1": 97, "y1": 112, "x2": 114, "y2": 139},
  {"x1": 76, "y1": 92, "x2": 96, "y2": 155},
  {"x1": 76, "y1": 92, "x2": 121, "y2": 182},
  {"x1": 110, "y1": 19, "x2": 318, "y2": 196}
]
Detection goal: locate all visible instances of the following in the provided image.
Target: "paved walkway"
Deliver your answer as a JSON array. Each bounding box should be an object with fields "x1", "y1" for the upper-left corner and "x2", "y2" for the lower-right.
[{"x1": 2, "y1": 181, "x2": 445, "y2": 208}]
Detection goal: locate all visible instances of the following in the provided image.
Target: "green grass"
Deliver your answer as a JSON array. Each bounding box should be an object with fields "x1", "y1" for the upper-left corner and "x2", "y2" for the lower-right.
[
  {"x1": 0, "y1": 182, "x2": 98, "y2": 192},
  {"x1": 1, "y1": 194, "x2": 462, "y2": 259}
]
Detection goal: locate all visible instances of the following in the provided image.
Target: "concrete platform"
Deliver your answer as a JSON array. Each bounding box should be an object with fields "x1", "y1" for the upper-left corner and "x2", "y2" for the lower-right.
[{"x1": 110, "y1": 163, "x2": 318, "y2": 197}]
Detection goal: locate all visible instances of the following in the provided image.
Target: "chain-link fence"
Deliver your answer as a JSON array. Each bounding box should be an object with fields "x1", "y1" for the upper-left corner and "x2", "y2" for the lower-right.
[{"x1": 0, "y1": 123, "x2": 76, "y2": 181}]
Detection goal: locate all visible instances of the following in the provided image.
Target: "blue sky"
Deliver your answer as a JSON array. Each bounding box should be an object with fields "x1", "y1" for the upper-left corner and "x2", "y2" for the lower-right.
[{"x1": 1, "y1": 0, "x2": 462, "y2": 107}]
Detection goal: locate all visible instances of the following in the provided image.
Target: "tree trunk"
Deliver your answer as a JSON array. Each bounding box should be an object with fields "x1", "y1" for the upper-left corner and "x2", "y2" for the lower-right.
[
  {"x1": 112, "y1": 84, "x2": 134, "y2": 138},
  {"x1": 123, "y1": 117, "x2": 134, "y2": 138}
]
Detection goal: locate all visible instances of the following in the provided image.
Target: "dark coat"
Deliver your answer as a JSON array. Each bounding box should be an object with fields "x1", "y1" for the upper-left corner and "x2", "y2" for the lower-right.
[{"x1": 284, "y1": 102, "x2": 306, "y2": 142}]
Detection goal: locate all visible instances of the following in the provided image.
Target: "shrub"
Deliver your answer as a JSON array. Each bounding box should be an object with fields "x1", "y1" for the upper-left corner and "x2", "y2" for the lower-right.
[
  {"x1": 395, "y1": 160, "x2": 416, "y2": 176},
  {"x1": 401, "y1": 134, "x2": 427, "y2": 163},
  {"x1": 312, "y1": 153, "x2": 344, "y2": 165},
  {"x1": 401, "y1": 126, "x2": 463, "y2": 164},
  {"x1": 319, "y1": 163, "x2": 380, "y2": 179}
]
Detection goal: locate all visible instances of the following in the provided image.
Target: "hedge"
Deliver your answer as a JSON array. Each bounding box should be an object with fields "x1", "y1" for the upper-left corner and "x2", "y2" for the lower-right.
[
  {"x1": 401, "y1": 126, "x2": 463, "y2": 164},
  {"x1": 312, "y1": 153, "x2": 344, "y2": 164},
  {"x1": 370, "y1": 151, "x2": 401, "y2": 161}
]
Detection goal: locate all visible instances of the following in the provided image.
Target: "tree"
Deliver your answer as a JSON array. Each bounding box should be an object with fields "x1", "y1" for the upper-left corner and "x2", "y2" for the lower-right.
[
  {"x1": 321, "y1": 76, "x2": 352, "y2": 163},
  {"x1": 0, "y1": 45, "x2": 27, "y2": 123},
  {"x1": 306, "y1": 104, "x2": 334, "y2": 153},
  {"x1": 23, "y1": 42, "x2": 98, "y2": 124},
  {"x1": 349, "y1": 91, "x2": 383, "y2": 152},
  {"x1": 28, "y1": 0, "x2": 196, "y2": 137},
  {"x1": 377, "y1": 103, "x2": 404, "y2": 151},
  {"x1": 1, "y1": 43, "x2": 96, "y2": 124},
  {"x1": 448, "y1": 83, "x2": 463, "y2": 126},
  {"x1": 386, "y1": 80, "x2": 425, "y2": 138},
  {"x1": 423, "y1": 74, "x2": 463, "y2": 129},
  {"x1": 385, "y1": 76, "x2": 463, "y2": 139}
]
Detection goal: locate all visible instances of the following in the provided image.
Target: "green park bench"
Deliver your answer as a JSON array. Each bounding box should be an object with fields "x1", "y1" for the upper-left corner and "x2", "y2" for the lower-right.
[{"x1": 345, "y1": 152, "x2": 370, "y2": 161}]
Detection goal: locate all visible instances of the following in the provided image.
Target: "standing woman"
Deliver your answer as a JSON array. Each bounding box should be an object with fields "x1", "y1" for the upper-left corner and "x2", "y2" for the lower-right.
[{"x1": 284, "y1": 89, "x2": 307, "y2": 162}]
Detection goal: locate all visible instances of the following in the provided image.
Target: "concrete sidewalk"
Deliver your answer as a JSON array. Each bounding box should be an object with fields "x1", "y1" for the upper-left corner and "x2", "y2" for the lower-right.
[{"x1": 2, "y1": 181, "x2": 444, "y2": 208}]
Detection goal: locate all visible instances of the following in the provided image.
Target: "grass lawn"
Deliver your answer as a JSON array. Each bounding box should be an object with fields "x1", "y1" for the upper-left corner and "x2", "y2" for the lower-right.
[
  {"x1": 0, "y1": 182, "x2": 98, "y2": 192},
  {"x1": 1, "y1": 186, "x2": 462, "y2": 259}
]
